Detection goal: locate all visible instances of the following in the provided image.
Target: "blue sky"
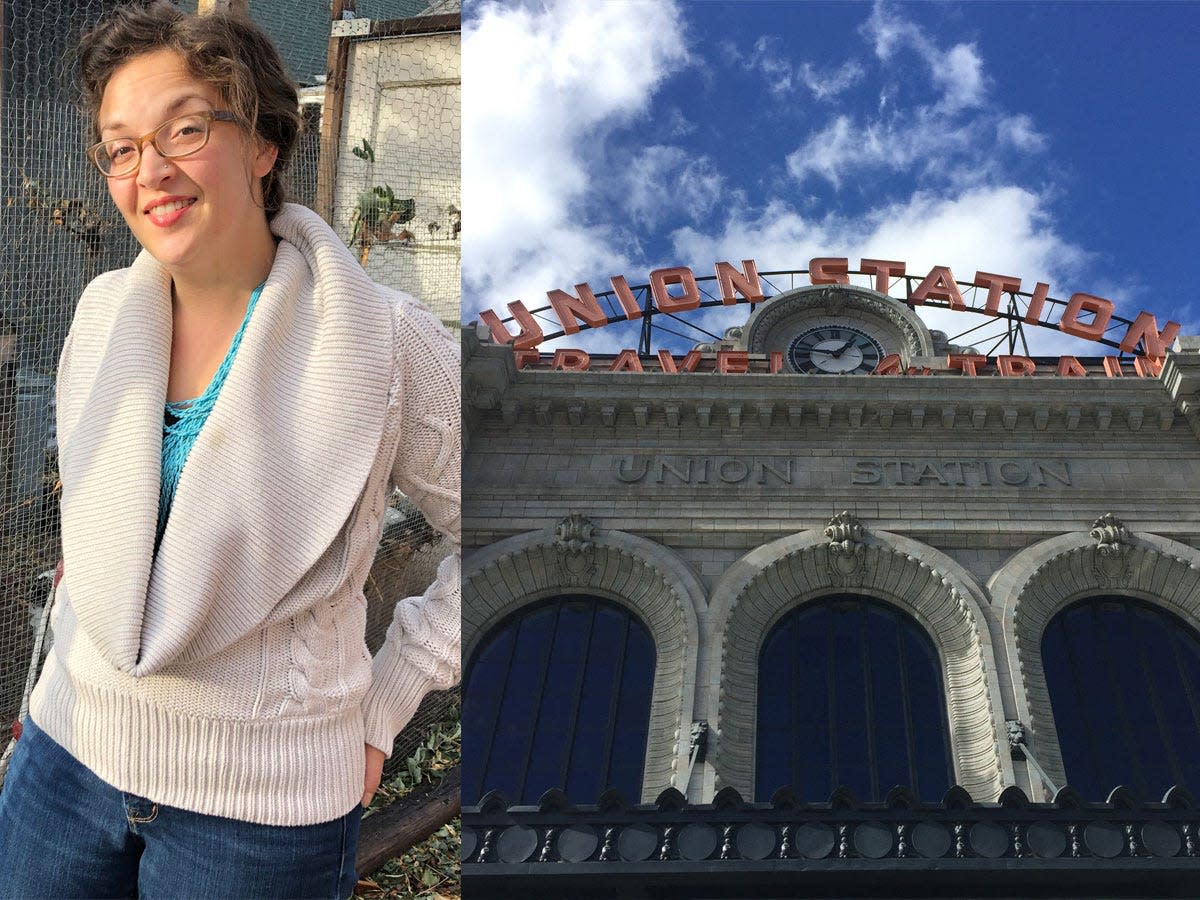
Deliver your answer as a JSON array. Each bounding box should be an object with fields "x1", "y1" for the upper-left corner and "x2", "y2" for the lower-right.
[{"x1": 463, "y1": 0, "x2": 1199, "y2": 356}]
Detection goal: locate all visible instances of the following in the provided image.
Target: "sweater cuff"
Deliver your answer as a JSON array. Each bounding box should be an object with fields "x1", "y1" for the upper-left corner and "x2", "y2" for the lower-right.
[{"x1": 361, "y1": 650, "x2": 435, "y2": 757}]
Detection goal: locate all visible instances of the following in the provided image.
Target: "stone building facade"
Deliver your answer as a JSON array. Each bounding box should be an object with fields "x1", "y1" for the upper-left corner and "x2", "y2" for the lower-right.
[{"x1": 461, "y1": 283, "x2": 1200, "y2": 895}]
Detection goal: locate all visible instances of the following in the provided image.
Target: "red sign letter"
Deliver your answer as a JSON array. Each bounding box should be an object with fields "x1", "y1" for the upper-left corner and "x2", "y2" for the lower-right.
[
  {"x1": 650, "y1": 266, "x2": 702, "y2": 313},
  {"x1": 548, "y1": 283, "x2": 607, "y2": 334},
  {"x1": 860, "y1": 258, "x2": 906, "y2": 294},
  {"x1": 1023, "y1": 282, "x2": 1049, "y2": 324},
  {"x1": 1118, "y1": 311, "x2": 1180, "y2": 357},
  {"x1": 810, "y1": 257, "x2": 850, "y2": 285},
  {"x1": 997, "y1": 355, "x2": 1037, "y2": 376},
  {"x1": 480, "y1": 301, "x2": 544, "y2": 350},
  {"x1": 949, "y1": 354, "x2": 987, "y2": 376},
  {"x1": 910, "y1": 266, "x2": 966, "y2": 309},
  {"x1": 715, "y1": 260, "x2": 764, "y2": 304},
  {"x1": 1059, "y1": 293, "x2": 1114, "y2": 341},
  {"x1": 657, "y1": 349, "x2": 702, "y2": 373},
  {"x1": 513, "y1": 349, "x2": 540, "y2": 370},
  {"x1": 873, "y1": 354, "x2": 903, "y2": 375},
  {"x1": 716, "y1": 350, "x2": 749, "y2": 373},
  {"x1": 610, "y1": 274, "x2": 643, "y2": 320},
  {"x1": 1056, "y1": 356, "x2": 1087, "y2": 377},
  {"x1": 609, "y1": 349, "x2": 644, "y2": 372},
  {"x1": 552, "y1": 349, "x2": 591, "y2": 371},
  {"x1": 1134, "y1": 356, "x2": 1164, "y2": 377},
  {"x1": 974, "y1": 271, "x2": 1022, "y2": 316}
]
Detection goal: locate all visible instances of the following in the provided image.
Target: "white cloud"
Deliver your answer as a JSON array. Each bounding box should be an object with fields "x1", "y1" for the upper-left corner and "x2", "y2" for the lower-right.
[
  {"x1": 933, "y1": 43, "x2": 986, "y2": 114},
  {"x1": 799, "y1": 60, "x2": 867, "y2": 101},
  {"x1": 786, "y1": 3, "x2": 1038, "y2": 190},
  {"x1": 670, "y1": 185, "x2": 1102, "y2": 356},
  {"x1": 717, "y1": 38, "x2": 741, "y2": 66},
  {"x1": 862, "y1": 1, "x2": 986, "y2": 112},
  {"x1": 997, "y1": 114, "x2": 1048, "y2": 152},
  {"x1": 785, "y1": 109, "x2": 978, "y2": 189},
  {"x1": 624, "y1": 146, "x2": 725, "y2": 230},
  {"x1": 751, "y1": 35, "x2": 795, "y2": 95},
  {"x1": 462, "y1": 0, "x2": 689, "y2": 319},
  {"x1": 744, "y1": 36, "x2": 865, "y2": 101}
]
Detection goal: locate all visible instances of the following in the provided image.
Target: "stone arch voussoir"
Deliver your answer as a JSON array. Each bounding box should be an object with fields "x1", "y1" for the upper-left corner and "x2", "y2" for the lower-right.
[
  {"x1": 710, "y1": 529, "x2": 1003, "y2": 802},
  {"x1": 463, "y1": 525, "x2": 706, "y2": 802},
  {"x1": 993, "y1": 531, "x2": 1200, "y2": 796}
]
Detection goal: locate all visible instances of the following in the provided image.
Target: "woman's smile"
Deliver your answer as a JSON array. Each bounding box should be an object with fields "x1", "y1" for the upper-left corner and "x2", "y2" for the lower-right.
[{"x1": 143, "y1": 195, "x2": 197, "y2": 227}]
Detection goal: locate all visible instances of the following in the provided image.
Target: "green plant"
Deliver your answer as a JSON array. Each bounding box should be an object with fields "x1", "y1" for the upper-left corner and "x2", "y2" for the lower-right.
[
  {"x1": 346, "y1": 138, "x2": 417, "y2": 265},
  {"x1": 351, "y1": 138, "x2": 375, "y2": 163},
  {"x1": 348, "y1": 184, "x2": 416, "y2": 265}
]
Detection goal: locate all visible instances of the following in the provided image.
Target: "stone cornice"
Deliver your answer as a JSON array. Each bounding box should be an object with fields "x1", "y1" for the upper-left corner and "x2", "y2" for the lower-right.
[{"x1": 470, "y1": 379, "x2": 1182, "y2": 437}]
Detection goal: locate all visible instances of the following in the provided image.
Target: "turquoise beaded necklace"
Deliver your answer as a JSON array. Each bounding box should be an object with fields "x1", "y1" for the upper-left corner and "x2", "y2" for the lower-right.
[{"x1": 156, "y1": 282, "x2": 264, "y2": 543}]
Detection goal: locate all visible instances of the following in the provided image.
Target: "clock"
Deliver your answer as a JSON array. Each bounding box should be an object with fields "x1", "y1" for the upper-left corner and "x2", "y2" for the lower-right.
[
  {"x1": 741, "y1": 284, "x2": 935, "y2": 372},
  {"x1": 787, "y1": 325, "x2": 884, "y2": 374}
]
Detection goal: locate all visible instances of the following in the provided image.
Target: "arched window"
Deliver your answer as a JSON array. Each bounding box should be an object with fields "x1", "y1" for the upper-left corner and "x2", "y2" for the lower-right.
[
  {"x1": 463, "y1": 595, "x2": 655, "y2": 805},
  {"x1": 756, "y1": 595, "x2": 953, "y2": 802},
  {"x1": 1042, "y1": 596, "x2": 1200, "y2": 800}
]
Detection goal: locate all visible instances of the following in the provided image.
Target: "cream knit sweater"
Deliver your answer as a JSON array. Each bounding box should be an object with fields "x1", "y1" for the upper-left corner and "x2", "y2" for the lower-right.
[{"x1": 30, "y1": 203, "x2": 460, "y2": 826}]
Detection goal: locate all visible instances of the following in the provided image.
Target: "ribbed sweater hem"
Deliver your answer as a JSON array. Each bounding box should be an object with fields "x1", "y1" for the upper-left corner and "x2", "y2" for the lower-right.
[{"x1": 29, "y1": 659, "x2": 364, "y2": 826}]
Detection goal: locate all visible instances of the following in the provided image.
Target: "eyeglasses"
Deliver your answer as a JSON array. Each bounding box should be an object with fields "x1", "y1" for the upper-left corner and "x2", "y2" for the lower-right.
[{"x1": 87, "y1": 110, "x2": 238, "y2": 178}]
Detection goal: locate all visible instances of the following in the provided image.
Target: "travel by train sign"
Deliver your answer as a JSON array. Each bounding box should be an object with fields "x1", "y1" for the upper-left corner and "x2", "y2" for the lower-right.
[{"x1": 477, "y1": 257, "x2": 1182, "y2": 376}]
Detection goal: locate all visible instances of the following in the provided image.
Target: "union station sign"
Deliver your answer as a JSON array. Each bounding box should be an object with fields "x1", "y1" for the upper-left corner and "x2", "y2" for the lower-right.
[{"x1": 478, "y1": 257, "x2": 1182, "y2": 377}]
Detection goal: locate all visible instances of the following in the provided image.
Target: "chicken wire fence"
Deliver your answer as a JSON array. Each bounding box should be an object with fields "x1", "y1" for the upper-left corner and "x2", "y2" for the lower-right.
[{"x1": 1, "y1": 0, "x2": 460, "y2": 780}]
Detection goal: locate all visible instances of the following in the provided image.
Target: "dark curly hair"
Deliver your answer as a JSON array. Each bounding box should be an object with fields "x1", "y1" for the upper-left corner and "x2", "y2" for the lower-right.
[{"x1": 78, "y1": 1, "x2": 301, "y2": 219}]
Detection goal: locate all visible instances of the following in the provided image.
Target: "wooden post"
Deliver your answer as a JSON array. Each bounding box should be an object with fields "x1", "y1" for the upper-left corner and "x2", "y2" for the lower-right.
[
  {"x1": 197, "y1": 0, "x2": 250, "y2": 14},
  {"x1": 0, "y1": 331, "x2": 17, "y2": 528},
  {"x1": 315, "y1": 0, "x2": 354, "y2": 225},
  {"x1": 0, "y1": 0, "x2": 6, "y2": 118},
  {"x1": 355, "y1": 766, "x2": 461, "y2": 876}
]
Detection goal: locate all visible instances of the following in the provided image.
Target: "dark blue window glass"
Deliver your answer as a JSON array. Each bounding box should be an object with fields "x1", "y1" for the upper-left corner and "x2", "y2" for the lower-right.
[
  {"x1": 464, "y1": 596, "x2": 655, "y2": 805},
  {"x1": 1043, "y1": 596, "x2": 1200, "y2": 800},
  {"x1": 756, "y1": 595, "x2": 953, "y2": 802}
]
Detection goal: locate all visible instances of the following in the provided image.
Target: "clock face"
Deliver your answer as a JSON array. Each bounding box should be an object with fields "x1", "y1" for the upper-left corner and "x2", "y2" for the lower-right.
[{"x1": 788, "y1": 325, "x2": 885, "y2": 374}]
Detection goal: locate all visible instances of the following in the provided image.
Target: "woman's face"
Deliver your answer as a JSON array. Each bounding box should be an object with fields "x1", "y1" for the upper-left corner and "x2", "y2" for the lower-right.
[{"x1": 97, "y1": 49, "x2": 277, "y2": 279}]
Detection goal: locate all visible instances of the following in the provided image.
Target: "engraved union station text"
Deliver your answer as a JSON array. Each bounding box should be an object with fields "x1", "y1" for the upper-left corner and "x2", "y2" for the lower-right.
[
  {"x1": 851, "y1": 458, "x2": 1072, "y2": 487},
  {"x1": 616, "y1": 456, "x2": 793, "y2": 485},
  {"x1": 612, "y1": 455, "x2": 1072, "y2": 488}
]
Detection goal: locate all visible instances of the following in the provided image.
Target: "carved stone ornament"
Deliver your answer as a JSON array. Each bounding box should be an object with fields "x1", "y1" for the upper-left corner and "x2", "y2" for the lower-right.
[
  {"x1": 826, "y1": 510, "x2": 867, "y2": 555},
  {"x1": 1089, "y1": 513, "x2": 1131, "y2": 584},
  {"x1": 819, "y1": 285, "x2": 848, "y2": 309},
  {"x1": 1090, "y1": 513, "x2": 1130, "y2": 557},
  {"x1": 554, "y1": 513, "x2": 595, "y2": 554},
  {"x1": 825, "y1": 510, "x2": 867, "y2": 581},
  {"x1": 689, "y1": 720, "x2": 709, "y2": 764},
  {"x1": 553, "y1": 513, "x2": 596, "y2": 580}
]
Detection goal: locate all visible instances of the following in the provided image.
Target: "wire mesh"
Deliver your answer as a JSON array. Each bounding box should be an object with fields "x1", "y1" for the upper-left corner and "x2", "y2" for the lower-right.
[
  {"x1": 335, "y1": 22, "x2": 461, "y2": 331},
  {"x1": 1, "y1": 0, "x2": 460, "y2": 784}
]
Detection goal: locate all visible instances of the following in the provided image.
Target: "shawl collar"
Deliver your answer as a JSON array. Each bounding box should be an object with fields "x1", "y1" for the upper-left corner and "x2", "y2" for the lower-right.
[{"x1": 60, "y1": 204, "x2": 393, "y2": 675}]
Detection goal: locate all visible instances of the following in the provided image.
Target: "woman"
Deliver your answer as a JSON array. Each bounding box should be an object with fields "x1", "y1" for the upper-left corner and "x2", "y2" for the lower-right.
[{"x1": 0, "y1": 4, "x2": 459, "y2": 898}]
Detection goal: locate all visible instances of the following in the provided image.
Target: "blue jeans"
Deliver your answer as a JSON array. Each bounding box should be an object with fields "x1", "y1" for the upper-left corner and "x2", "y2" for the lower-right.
[{"x1": 0, "y1": 716, "x2": 362, "y2": 899}]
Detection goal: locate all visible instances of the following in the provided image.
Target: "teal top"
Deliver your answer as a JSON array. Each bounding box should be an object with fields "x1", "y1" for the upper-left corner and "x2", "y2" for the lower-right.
[{"x1": 157, "y1": 283, "x2": 264, "y2": 543}]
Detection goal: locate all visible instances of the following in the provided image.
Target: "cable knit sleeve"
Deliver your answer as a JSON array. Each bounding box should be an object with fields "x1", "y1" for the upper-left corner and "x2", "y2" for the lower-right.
[{"x1": 360, "y1": 294, "x2": 461, "y2": 757}]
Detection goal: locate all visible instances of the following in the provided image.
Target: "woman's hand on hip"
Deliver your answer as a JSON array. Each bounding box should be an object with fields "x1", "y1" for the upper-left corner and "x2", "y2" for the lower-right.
[{"x1": 362, "y1": 743, "x2": 386, "y2": 808}]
